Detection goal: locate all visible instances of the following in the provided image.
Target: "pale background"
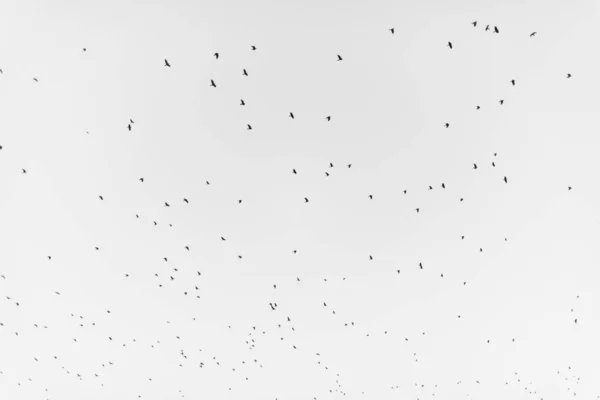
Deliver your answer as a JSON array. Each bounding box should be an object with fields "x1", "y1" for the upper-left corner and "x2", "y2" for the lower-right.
[{"x1": 0, "y1": 0, "x2": 599, "y2": 399}]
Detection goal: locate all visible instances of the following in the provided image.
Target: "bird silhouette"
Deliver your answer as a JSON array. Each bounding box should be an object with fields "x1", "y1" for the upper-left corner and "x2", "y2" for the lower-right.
[
  {"x1": 214, "y1": 52, "x2": 219, "y2": 59},
  {"x1": 251, "y1": 45, "x2": 257, "y2": 51},
  {"x1": 240, "y1": 99, "x2": 245, "y2": 106},
  {"x1": 243, "y1": 69, "x2": 248, "y2": 76},
  {"x1": 164, "y1": 59, "x2": 171, "y2": 67},
  {"x1": 494, "y1": 26, "x2": 499, "y2": 33},
  {"x1": 447, "y1": 42, "x2": 453, "y2": 49},
  {"x1": 389, "y1": 28, "x2": 395, "y2": 34},
  {"x1": 210, "y1": 80, "x2": 217, "y2": 87},
  {"x1": 337, "y1": 55, "x2": 343, "y2": 61},
  {"x1": 530, "y1": 32, "x2": 537, "y2": 37}
]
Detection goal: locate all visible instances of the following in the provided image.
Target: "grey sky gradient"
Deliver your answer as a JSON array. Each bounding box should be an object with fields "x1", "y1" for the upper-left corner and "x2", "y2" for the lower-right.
[{"x1": 1, "y1": 0, "x2": 600, "y2": 399}]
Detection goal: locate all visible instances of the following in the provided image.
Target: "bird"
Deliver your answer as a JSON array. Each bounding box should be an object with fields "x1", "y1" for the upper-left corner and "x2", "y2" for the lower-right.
[
  {"x1": 337, "y1": 55, "x2": 343, "y2": 61},
  {"x1": 499, "y1": 100, "x2": 504, "y2": 105},
  {"x1": 240, "y1": 99, "x2": 245, "y2": 106},
  {"x1": 485, "y1": 25, "x2": 490, "y2": 31},
  {"x1": 164, "y1": 59, "x2": 171, "y2": 67},
  {"x1": 504, "y1": 176, "x2": 508, "y2": 183},
  {"x1": 472, "y1": 21, "x2": 477, "y2": 27},
  {"x1": 368, "y1": 194, "x2": 373, "y2": 200},
  {"x1": 530, "y1": 32, "x2": 537, "y2": 37},
  {"x1": 33, "y1": 78, "x2": 39, "y2": 82},
  {"x1": 445, "y1": 123, "x2": 450, "y2": 128},
  {"x1": 210, "y1": 80, "x2": 217, "y2": 87},
  {"x1": 164, "y1": 202, "x2": 170, "y2": 207},
  {"x1": 567, "y1": 73, "x2": 572, "y2": 78},
  {"x1": 243, "y1": 69, "x2": 248, "y2": 76},
  {"x1": 494, "y1": 26, "x2": 499, "y2": 33},
  {"x1": 183, "y1": 198, "x2": 189, "y2": 203},
  {"x1": 22, "y1": 169, "x2": 27, "y2": 174},
  {"x1": 247, "y1": 124, "x2": 252, "y2": 130},
  {"x1": 473, "y1": 164, "x2": 478, "y2": 170},
  {"x1": 476, "y1": 106, "x2": 480, "y2": 110},
  {"x1": 447, "y1": 42, "x2": 453, "y2": 49},
  {"x1": 511, "y1": 79, "x2": 515, "y2": 86},
  {"x1": 389, "y1": 28, "x2": 395, "y2": 34},
  {"x1": 251, "y1": 45, "x2": 257, "y2": 51},
  {"x1": 304, "y1": 198, "x2": 309, "y2": 203},
  {"x1": 98, "y1": 195, "x2": 104, "y2": 200},
  {"x1": 127, "y1": 124, "x2": 132, "y2": 131},
  {"x1": 214, "y1": 52, "x2": 219, "y2": 59},
  {"x1": 289, "y1": 112, "x2": 294, "y2": 119},
  {"x1": 292, "y1": 169, "x2": 297, "y2": 174},
  {"x1": 326, "y1": 116, "x2": 331, "y2": 121}
]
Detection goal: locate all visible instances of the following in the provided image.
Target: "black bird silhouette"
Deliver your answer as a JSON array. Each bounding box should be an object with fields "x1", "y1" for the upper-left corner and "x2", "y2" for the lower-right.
[
  {"x1": 369, "y1": 255, "x2": 373, "y2": 260},
  {"x1": 210, "y1": 80, "x2": 217, "y2": 87},
  {"x1": 473, "y1": 164, "x2": 478, "y2": 170},
  {"x1": 329, "y1": 162, "x2": 334, "y2": 168},
  {"x1": 485, "y1": 25, "x2": 490, "y2": 31},
  {"x1": 251, "y1": 45, "x2": 257, "y2": 51},
  {"x1": 494, "y1": 26, "x2": 499, "y2": 33},
  {"x1": 389, "y1": 28, "x2": 395, "y2": 34},
  {"x1": 441, "y1": 183, "x2": 446, "y2": 189},
  {"x1": 22, "y1": 169, "x2": 27, "y2": 174},
  {"x1": 214, "y1": 53, "x2": 219, "y2": 59},
  {"x1": 164, "y1": 202, "x2": 170, "y2": 207},
  {"x1": 98, "y1": 195, "x2": 104, "y2": 200},
  {"x1": 337, "y1": 55, "x2": 343, "y2": 61},
  {"x1": 164, "y1": 59, "x2": 171, "y2": 67},
  {"x1": 499, "y1": 100, "x2": 504, "y2": 105},
  {"x1": 347, "y1": 164, "x2": 352, "y2": 168},
  {"x1": 567, "y1": 73, "x2": 572, "y2": 78},
  {"x1": 183, "y1": 198, "x2": 189, "y2": 203},
  {"x1": 326, "y1": 116, "x2": 331, "y2": 121},
  {"x1": 33, "y1": 78, "x2": 39, "y2": 82},
  {"x1": 139, "y1": 177, "x2": 144, "y2": 182},
  {"x1": 243, "y1": 69, "x2": 248, "y2": 76},
  {"x1": 368, "y1": 195, "x2": 373, "y2": 199},
  {"x1": 289, "y1": 112, "x2": 294, "y2": 119},
  {"x1": 445, "y1": 123, "x2": 450, "y2": 128},
  {"x1": 472, "y1": 21, "x2": 477, "y2": 27},
  {"x1": 127, "y1": 124, "x2": 132, "y2": 131},
  {"x1": 503, "y1": 176, "x2": 508, "y2": 183},
  {"x1": 240, "y1": 99, "x2": 245, "y2": 106},
  {"x1": 530, "y1": 32, "x2": 537, "y2": 37},
  {"x1": 247, "y1": 124, "x2": 252, "y2": 130},
  {"x1": 292, "y1": 169, "x2": 297, "y2": 174},
  {"x1": 476, "y1": 105, "x2": 480, "y2": 110},
  {"x1": 447, "y1": 42, "x2": 453, "y2": 49},
  {"x1": 221, "y1": 237, "x2": 226, "y2": 241},
  {"x1": 304, "y1": 197, "x2": 309, "y2": 203},
  {"x1": 511, "y1": 79, "x2": 515, "y2": 86}
]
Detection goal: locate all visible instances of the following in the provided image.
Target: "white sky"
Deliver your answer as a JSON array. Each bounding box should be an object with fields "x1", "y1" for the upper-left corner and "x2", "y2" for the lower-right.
[{"x1": 1, "y1": 0, "x2": 600, "y2": 399}]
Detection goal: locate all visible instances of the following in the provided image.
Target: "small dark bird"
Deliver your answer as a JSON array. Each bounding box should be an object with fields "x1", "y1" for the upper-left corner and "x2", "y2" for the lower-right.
[
  {"x1": 472, "y1": 21, "x2": 477, "y2": 27},
  {"x1": 567, "y1": 73, "x2": 572, "y2": 78},
  {"x1": 447, "y1": 42, "x2": 453, "y2": 49},
  {"x1": 503, "y1": 176, "x2": 508, "y2": 183},
  {"x1": 476, "y1": 106, "x2": 480, "y2": 110},
  {"x1": 183, "y1": 198, "x2": 189, "y2": 203},
  {"x1": 499, "y1": 100, "x2": 504, "y2": 105},
  {"x1": 445, "y1": 123, "x2": 450, "y2": 128},
  {"x1": 128, "y1": 124, "x2": 132, "y2": 131},
  {"x1": 485, "y1": 25, "x2": 490, "y2": 31},
  {"x1": 214, "y1": 53, "x2": 219, "y2": 59},
  {"x1": 369, "y1": 255, "x2": 373, "y2": 260},
  {"x1": 99, "y1": 195, "x2": 104, "y2": 200},
  {"x1": 326, "y1": 116, "x2": 331, "y2": 121},
  {"x1": 329, "y1": 162, "x2": 334, "y2": 168},
  {"x1": 247, "y1": 124, "x2": 252, "y2": 130},
  {"x1": 368, "y1": 194, "x2": 373, "y2": 199},
  {"x1": 441, "y1": 183, "x2": 446, "y2": 189},
  {"x1": 419, "y1": 263, "x2": 423, "y2": 269},
  {"x1": 574, "y1": 319, "x2": 578, "y2": 324},
  {"x1": 33, "y1": 78, "x2": 39, "y2": 82},
  {"x1": 415, "y1": 208, "x2": 420, "y2": 213},
  {"x1": 22, "y1": 169, "x2": 27, "y2": 174},
  {"x1": 251, "y1": 46, "x2": 257, "y2": 51},
  {"x1": 347, "y1": 164, "x2": 352, "y2": 168},
  {"x1": 164, "y1": 59, "x2": 171, "y2": 67},
  {"x1": 289, "y1": 112, "x2": 294, "y2": 119},
  {"x1": 165, "y1": 202, "x2": 170, "y2": 207},
  {"x1": 221, "y1": 237, "x2": 226, "y2": 241},
  {"x1": 511, "y1": 79, "x2": 515, "y2": 86},
  {"x1": 243, "y1": 69, "x2": 248, "y2": 76},
  {"x1": 139, "y1": 178, "x2": 144, "y2": 182},
  {"x1": 293, "y1": 169, "x2": 297, "y2": 174},
  {"x1": 473, "y1": 164, "x2": 478, "y2": 170},
  {"x1": 210, "y1": 80, "x2": 217, "y2": 87},
  {"x1": 428, "y1": 186, "x2": 433, "y2": 190},
  {"x1": 240, "y1": 99, "x2": 245, "y2": 106},
  {"x1": 530, "y1": 32, "x2": 537, "y2": 37},
  {"x1": 390, "y1": 28, "x2": 395, "y2": 34},
  {"x1": 185, "y1": 246, "x2": 190, "y2": 251},
  {"x1": 304, "y1": 197, "x2": 309, "y2": 203},
  {"x1": 568, "y1": 186, "x2": 572, "y2": 190},
  {"x1": 494, "y1": 26, "x2": 499, "y2": 33}
]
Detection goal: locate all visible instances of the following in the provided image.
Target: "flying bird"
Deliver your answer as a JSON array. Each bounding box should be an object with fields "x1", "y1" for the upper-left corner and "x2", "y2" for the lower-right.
[
  {"x1": 214, "y1": 53, "x2": 219, "y2": 59},
  {"x1": 210, "y1": 80, "x2": 217, "y2": 87},
  {"x1": 389, "y1": 28, "x2": 395, "y2": 34},
  {"x1": 251, "y1": 45, "x2": 257, "y2": 51},
  {"x1": 164, "y1": 59, "x2": 171, "y2": 67},
  {"x1": 326, "y1": 116, "x2": 331, "y2": 121},
  {"x1": 240, "y1": 99, "x2": 245, "y2": 106},
  {"x1": 289, "y1": 112, "x2": 294, "y2": 119},
  {"x1": 247, "y1": 124, "x2": 252, "y2": 130},
  {"x1": 337, "y1": 55, "x2": 343, "y2": 61},
  {"x1": 567, "y1": 73, "x2": 572, "y2": 78},
  {"x1": 530, "y1": 32, "x2": 537, "y2": 37},
  {"x1": 511, "y1": 79, "x2": 515, "y2": 86},
  {"x1": 472, "y1": 21, "x2": 477, "y2": 27},
  {"x1": 243, "y1": 69, "x2": 248, "y2": 76},
  {"x1": 447, "y1": 42, "x2": 453, "y2": 49},
  {"x1": 494, "y1": 26, "x2": 499, "y2": 33}
]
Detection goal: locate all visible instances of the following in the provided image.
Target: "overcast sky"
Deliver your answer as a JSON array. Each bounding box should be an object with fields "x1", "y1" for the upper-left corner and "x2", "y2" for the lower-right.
[{"x1": 1, "y1": 0, "x2": 600, "y2": 399}]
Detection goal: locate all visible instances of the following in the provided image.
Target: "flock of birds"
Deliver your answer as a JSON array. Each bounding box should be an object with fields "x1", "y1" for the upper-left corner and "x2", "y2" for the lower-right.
[{"x1": 0, "y1": 16, "x2": 591, "y2": 400}]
